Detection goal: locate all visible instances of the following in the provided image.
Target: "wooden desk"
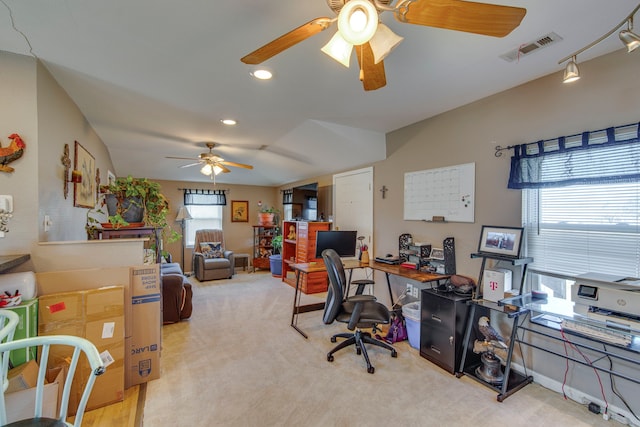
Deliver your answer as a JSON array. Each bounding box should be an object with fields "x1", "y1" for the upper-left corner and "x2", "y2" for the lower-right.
[{"x1": 289, "y1": 260, "x2": 449, "y2": 338}]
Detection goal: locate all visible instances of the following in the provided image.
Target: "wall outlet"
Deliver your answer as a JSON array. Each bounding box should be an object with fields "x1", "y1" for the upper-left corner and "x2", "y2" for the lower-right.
[
  {"x1": 406, "y1": 283, "x2": 413, "y2": 296},
  {"x1": 411, "y1": 286, "x2": 420, "y2": 299}
]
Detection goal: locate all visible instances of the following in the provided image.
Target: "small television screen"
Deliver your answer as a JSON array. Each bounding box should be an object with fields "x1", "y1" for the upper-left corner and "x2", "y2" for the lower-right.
[{"x1": 315, "y1": 230, "x2": 358, "y2": 259}]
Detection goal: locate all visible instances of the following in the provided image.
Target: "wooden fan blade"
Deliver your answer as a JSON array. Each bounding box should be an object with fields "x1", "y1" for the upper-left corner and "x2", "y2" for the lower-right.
[
  {"x1": 395, "y1": 0, "x2": 526, "y2": 38},
  {"x1": 219, "y1": 164, "x2": 232, "y2": 174},
  {"x1": 356, "y1": 43, "x2": 387, "y2": 91},
  {"x1": 220, "y1": 160, "x2": 254, "y2": 170},
  {"x1": 166, "y1": 156, "x2": 198, "y2": 161},
  {"x1": 241, "y1": 17, "x2": 333, "y2": 64},
  {"x1": 179, "y1": 162, "x2": 202, "y2": 169}
]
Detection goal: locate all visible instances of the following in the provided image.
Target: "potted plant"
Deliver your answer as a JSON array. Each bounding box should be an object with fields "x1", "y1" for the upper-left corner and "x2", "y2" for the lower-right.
[
  {"x1": 258, "y1": 205, "x2": 279, "y2": 226},
  {"x1": 89, "y1": 176, "x2": 180, "y2": 252},
  {"x1": 269, "y1": 233, "x2": 283, "y2": 277}
]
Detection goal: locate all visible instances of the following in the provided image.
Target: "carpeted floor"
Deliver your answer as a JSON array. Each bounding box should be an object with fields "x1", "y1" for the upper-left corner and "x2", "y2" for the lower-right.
[{"x1": 143, "y1": 271, "x2": 619, "y2": 426}]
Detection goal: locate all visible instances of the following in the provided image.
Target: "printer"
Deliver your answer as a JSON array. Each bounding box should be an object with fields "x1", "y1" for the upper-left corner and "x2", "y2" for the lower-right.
[{"x1": 571, "y1": 272, "x2": 640, "y2": 333}]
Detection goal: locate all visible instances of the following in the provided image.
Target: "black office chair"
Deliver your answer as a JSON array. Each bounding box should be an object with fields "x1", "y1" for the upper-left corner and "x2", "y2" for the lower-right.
[{"x1": 321, "y1": 249, "x2": 397, "y2": 374}]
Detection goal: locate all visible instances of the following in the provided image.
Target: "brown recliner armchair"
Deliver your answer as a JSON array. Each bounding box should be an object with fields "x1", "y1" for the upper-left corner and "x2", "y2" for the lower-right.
[{"x1": 192, "y1": 229, "x2": 234, "y2": 281}]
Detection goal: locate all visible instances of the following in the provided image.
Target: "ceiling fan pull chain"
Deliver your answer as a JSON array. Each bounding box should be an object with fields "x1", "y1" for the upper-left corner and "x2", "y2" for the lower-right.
[{"x1": 359, "y1": 45, "x2": 364, "y2": 81}]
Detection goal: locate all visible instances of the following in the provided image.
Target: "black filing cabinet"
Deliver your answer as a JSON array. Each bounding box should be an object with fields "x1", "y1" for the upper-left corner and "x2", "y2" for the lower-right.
[{"x1": 420, "y1": 289, "x2": 471, "y2": 374}]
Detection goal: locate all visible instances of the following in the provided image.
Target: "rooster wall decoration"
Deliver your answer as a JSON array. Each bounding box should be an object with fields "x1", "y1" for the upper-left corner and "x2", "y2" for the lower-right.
[{"x1": 0, "y1": 133, "x2": 26, "y2": 173}]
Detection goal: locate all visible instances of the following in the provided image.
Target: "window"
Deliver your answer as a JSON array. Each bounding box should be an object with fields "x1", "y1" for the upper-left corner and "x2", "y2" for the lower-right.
[
  {"x1": 185, "y1": 205, "x2": 223, "y2": 247},
  {"x1": 516, "y1": 123, "x2": 640, "y2": 296}
]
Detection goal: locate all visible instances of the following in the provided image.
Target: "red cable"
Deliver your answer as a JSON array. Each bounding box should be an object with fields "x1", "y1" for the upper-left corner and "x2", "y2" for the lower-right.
[{"x1": 560, "y1": 327, "x2": 609, "y2": 414}]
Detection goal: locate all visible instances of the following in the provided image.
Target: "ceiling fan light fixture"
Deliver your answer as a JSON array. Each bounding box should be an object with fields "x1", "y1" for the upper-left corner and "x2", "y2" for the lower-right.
[
  {"x1": 337, "y1": 0, "x2": 378, "y2": 45},
  {"x1": 200, "y1": 163, "x2": 224, "y2": 176},
  {"x1": 563, "y1": 56, "x2": 580, "y2": 83},
  {"x1": 369, "y1": 23, "x2": 404, "y2": 64},
  {"x1": 620, "y1": 18, "x2": 640, "y2": 52},
  {"x1": 321, "y1": 31, "x2": 353, "y2": 67}
]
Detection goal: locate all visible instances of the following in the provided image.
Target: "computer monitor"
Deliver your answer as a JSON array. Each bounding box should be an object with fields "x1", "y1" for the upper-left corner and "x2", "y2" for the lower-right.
[{"x1": 315, "y1": 230, "x2": 358, "y2": 259}]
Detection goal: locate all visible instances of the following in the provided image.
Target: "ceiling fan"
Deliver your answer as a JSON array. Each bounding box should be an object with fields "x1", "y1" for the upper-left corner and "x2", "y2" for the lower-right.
[
  {"x1": 241, "y1": 0, "x2": 526, "y2": 91},
  {"x1": 166, "y1": 143, "x2": 254, "y2": 179}
]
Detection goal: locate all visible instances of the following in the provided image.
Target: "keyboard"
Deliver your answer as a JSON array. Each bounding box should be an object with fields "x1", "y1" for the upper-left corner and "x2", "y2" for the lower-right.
[{"x1": 560, "y1": 319, "x2": 632, "y2": 347}]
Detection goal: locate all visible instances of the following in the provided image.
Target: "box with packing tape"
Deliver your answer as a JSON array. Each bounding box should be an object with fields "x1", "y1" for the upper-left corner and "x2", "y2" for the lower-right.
[
  {"x1": 38, "y1": 286, "x2": 125, "y2": 414},
  {"x1": 35, "y1": 265, "x2": 162, "y2": 391}
]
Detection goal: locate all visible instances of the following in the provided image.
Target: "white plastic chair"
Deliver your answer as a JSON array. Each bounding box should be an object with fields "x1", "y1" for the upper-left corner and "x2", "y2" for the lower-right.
[
  {"x1": 0, "y1": 310, "x2": 19, "y2": 346},
  {"x1": 0, "y1": 334, "x2": 106, "y2": 427}
]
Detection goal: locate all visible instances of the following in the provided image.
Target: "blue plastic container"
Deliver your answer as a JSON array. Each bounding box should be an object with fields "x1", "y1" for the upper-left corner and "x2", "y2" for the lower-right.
[{"x1": 402, "y1": 302, "x2": 421, "y2": 349}]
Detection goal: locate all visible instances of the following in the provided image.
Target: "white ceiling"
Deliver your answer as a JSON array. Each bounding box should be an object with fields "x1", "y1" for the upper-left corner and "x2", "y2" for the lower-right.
[{"x1": 0, "y1": 0, "x2": 637, "y2": 186}]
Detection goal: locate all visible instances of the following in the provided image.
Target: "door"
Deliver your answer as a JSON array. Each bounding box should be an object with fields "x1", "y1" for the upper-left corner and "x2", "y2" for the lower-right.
[{"x1": 333, "y1": 167, "x2": 374, "y2": 289}]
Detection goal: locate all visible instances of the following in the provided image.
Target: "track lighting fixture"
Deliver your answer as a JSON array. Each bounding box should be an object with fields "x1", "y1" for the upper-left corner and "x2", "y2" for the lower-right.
[
  {"x1": 562, "y1": 56, "x2": 580, "y2": 83},
  {"x1": 558, "y1": 3, "x2": 640, "y2": 83},
  {"x1": 620, "y1": 17, "x2": 640, "y2": 52}
]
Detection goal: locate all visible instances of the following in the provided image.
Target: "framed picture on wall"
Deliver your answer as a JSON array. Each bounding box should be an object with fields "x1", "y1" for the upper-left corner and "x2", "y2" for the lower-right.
[
  {"x1": 231, "y1": 200, "x2": 249, "y2": 222},
  {"x1": 74, "y1": 141, "x2": 96, "y2": 208},
  {"x1": 477, "y1": 225, "x2": 523, "y2": 258}
]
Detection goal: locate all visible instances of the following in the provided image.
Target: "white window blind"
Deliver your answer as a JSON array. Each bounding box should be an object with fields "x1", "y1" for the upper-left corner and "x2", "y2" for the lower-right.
[
  {"x1": 185, "y1": 205, "x2": 223, "y2": 247},
  {"x1": 523, "y1": 183, "x2": 640, "y2": 277}
]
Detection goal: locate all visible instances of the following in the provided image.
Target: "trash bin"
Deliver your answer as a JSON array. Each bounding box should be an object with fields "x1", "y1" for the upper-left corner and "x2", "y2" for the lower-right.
[{"x1": 402, "y1": 301, "x2": 421, "y2": 349}]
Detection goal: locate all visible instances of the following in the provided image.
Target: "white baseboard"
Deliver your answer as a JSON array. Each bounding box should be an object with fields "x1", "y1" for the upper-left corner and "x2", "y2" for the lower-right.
[{"x1": 511, "y1": 362, "x2": 640, "y2": 427}]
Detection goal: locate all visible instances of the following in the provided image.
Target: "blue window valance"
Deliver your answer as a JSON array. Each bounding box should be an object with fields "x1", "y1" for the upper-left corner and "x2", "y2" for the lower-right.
[
  {"x1": 183, "y1": 189, "x2": 226, "y2": 206},
  {"x1": 508, "y1": 122, "x2": 640, "y2": 189}
]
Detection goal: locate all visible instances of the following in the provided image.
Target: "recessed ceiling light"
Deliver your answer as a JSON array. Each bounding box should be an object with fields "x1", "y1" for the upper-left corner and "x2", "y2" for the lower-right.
[
  {"x1": 221, "y1": 119, "x2": 237, "y2": 125},
  {"x1": 250, "y1": 69, "x2": 273, "y2": 80}
]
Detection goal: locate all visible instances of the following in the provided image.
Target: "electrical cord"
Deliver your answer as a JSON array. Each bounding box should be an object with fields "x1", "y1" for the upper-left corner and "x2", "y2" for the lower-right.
[
  {"x1": 560, "y1": 327, "x2": 609, "y2": 414},
  {"x1": 603, "y1": 344, "x2": 639, "y2": 422}
]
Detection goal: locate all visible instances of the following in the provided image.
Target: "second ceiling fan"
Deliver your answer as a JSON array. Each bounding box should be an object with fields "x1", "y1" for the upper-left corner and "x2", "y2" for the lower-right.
[
  {"x1": 241, "y1": 0, "x2": 526, "y2": 91},
  {"x1": 166, "y1": 143, "x2": 253, "y2": 179}
]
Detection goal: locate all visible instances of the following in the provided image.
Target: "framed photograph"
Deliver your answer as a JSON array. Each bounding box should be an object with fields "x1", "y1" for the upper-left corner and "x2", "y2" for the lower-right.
[
  {"x1": 231, "y1": 200, "x2": 249, "y2": 222},
  {"x1": 107, "y1": 170, "x2": 116, "y2": 186},
  {"x1": 429, "y1": 248, "x2": 445, "y2": 260},
  {"x1": 477, "y1": 225, "x2": 523, "y2": 258},
  {"x1": 74, "y1": 141, "x2": 96, "y2": 208}
]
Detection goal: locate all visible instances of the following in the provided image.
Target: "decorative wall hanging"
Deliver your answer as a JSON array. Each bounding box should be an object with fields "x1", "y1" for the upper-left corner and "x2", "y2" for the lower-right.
[
  {"x1": 74, "y1": 141, "x2": 96, "y2": 208},
  {"x1": 0, "y1": 133, "x2": 26, "y2": 173},
  {"x1": 231, "y1": 200, "x2": 249, "y2": 222}
]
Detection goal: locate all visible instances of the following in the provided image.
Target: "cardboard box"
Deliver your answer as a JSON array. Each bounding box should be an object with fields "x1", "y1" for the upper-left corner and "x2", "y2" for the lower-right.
[
  {"x1": 7, "y1": 359, "x2": 39, "y2": 393},
  {"x1": 126, "y1": 265, "x2": 161, "y2": 388},
  {"x1": 38, "y1": 286, "x2": 125, "y2": 414},
  {"x1": 5, "y1": 365, "x2": 64, "y2": 424},
  {"x1": 482, "y1": 268, "x2": 513, "y2": 302},
  {"x1": 3, "y1": 299, "x2": 38, "y2": 366},
  {"x1": 35, "y1": 266, "x2": 161, "y2": 390}
]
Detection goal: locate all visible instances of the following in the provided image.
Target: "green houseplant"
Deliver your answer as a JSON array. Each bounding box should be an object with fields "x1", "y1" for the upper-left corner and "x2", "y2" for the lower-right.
[
  {"x1": 271, "y1": 234, "x2": 283, "y2": 255},
  {"x1": 87, "y1": 176, "x2": 179, "y2": 250}
]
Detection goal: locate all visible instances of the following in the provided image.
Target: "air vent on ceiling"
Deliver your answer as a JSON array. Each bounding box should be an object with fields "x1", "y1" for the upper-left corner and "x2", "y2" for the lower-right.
[{"x1": 500, "y1": 32, "x2": 563, "y2": 63}]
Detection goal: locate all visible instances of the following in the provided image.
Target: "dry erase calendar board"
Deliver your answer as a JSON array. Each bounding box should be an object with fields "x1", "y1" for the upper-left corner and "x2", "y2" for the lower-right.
[{"x1": 404, "y1": 162, "x2": 475, "y2": 223}]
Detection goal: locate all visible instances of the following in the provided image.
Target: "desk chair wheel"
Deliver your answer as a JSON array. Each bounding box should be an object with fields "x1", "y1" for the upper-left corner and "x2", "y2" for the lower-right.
[
  {"x1": 331, "y1": 337, "x2": 337, "y2": 343},
  {"x1": 327, "y1": 354, "x2": 334, "y2": 362},
  {"x1": 391, "y1": 349, "x2": 398, "y2": 358},
  {"x1": 368, "y1": 366, "x2": 375, "y2": 374}
]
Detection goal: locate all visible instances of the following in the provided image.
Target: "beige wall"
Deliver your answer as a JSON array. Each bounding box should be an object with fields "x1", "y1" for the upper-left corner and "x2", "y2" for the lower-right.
[
  {"x1": 156, "y1": 179, "x2": 278, "y2": 270},
  {"x1": 0, "y1": 52, "x2": 38, "y2": 259},
  {"x1": 36, "y1": 60, "x2": 115, "y2": 243},
  {"x1": 376, "y1": 48, "x2": 640, "y2": 277}
]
